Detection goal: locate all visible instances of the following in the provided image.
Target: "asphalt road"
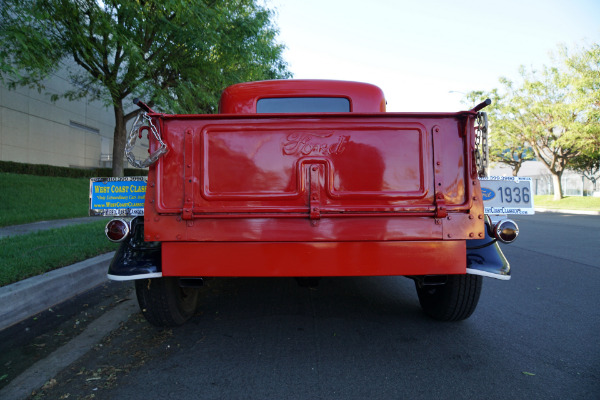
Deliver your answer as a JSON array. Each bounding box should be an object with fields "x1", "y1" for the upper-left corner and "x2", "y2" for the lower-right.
[{"x1": 20, "y1": 213, "x2": 600, "y2": 399}]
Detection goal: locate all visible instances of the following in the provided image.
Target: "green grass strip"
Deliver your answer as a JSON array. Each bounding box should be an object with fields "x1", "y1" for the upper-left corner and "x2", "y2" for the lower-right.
[
  {"x1": 0, "y1": 221, "x2": 119, "y2": 287},
  {"x1": 534, "y1": 195, "x2": 600, "y2": 211},
  {"x1": 0, "y1": 173, "x2": 91, "y2": 227}
]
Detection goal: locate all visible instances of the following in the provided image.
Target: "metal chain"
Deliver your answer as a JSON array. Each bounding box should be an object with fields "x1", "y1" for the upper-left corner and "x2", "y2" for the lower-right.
[
  {"x1": 125, "y1": 112, "x2": 168, "y2": 168},
  {"x1": 475, "y1": 111, "x2": 489, "y2": 178}
]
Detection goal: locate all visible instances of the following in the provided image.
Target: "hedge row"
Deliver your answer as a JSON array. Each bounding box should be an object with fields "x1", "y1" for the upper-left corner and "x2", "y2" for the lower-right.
[{"x1": 0, "y1": 160, "x2": 147, "y2": 178}]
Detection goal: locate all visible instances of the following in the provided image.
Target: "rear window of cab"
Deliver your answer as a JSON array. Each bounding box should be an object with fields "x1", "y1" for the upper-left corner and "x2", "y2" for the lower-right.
[{"x1": 256, "y1": 97, "x2": 350, "y2": 113}]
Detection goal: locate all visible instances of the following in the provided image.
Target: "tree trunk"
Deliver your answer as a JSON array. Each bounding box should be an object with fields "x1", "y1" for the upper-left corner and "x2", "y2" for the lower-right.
[
  {"x1": 512, "y1": 164, "x2": 521, "y2": 177},
  {"x1": 112, "y1": 103, "x2": 126, "y2": 177},
  {"x1": 552, "y1": 172, "x2": 563, "y2": 200}
]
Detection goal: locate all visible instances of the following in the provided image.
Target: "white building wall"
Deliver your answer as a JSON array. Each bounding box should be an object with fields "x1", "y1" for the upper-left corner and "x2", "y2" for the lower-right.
[
  {"x1": 489, "y1": 161, "x2": 598, "y2": 196},
  {"x1": 0, "y1": 64, "x2": 149, "y2": 169}
]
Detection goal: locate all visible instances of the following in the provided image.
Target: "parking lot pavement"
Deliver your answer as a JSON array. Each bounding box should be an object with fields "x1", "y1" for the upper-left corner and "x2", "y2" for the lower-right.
[{"x1": 0, "y1": 281, "x2": 136, "y2": 399}]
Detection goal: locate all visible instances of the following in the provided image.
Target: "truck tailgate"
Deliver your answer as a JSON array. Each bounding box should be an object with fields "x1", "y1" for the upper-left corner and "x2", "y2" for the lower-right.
[{"x1": 145, "y1": 113, "x2": 484, "y2": 242}]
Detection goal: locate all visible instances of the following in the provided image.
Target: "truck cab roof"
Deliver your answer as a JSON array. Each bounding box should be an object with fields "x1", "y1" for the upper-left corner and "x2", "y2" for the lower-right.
[{"x1": 219, "y1": 79, "x2": 387, "y2": 114}]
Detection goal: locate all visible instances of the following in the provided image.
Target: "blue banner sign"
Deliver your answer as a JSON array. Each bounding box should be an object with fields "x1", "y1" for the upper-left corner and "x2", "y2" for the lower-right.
[{"x1": 89, "y1": 177, "x2": 147, "y2": 216}]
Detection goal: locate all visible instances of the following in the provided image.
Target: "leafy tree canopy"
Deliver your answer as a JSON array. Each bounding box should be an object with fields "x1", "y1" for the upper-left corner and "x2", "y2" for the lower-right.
[
  {"x1": 467, "y1": 43, "x2": 600, "y2": 199},
  {"x1": 570, "y1": 151, "x2": 600, "y2": 189},
  {"x1": 0, "y1": 0, "x2": 291, "y2": 176}
]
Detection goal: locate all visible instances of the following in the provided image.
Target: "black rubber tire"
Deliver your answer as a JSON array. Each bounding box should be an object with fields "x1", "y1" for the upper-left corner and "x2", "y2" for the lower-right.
[
  {"x1": 415, "y1": 274, "x2": 482, "y2": 321},
  {"x1": 135, "y1": 277, "x2": 199, "y2": 327}
]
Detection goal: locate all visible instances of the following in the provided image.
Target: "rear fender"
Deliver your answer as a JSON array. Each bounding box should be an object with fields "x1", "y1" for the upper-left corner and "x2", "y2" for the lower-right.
[
  {"x1": 107, "y1": 217, "x2": 162, "y2": 281},
  {"x1": 466, "y1": 220, "x2": 510, "y2": 280}
]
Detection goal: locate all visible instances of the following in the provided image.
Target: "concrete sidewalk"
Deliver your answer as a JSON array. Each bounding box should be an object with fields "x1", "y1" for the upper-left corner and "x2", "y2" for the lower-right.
[{"x1": 0, "y1": 216, "x2": 103, "y2": 238}]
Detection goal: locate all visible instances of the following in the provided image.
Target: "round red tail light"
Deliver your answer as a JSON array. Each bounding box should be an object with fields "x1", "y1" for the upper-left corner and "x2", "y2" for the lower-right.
[{"x1": 105, "y1": 219, "x2": 130, "y2": 242}]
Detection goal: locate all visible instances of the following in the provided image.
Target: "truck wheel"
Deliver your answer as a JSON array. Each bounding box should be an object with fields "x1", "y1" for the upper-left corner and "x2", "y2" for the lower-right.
[
  {"x1": 415, "y1": 274, "x2": 482, "y2": 321},
  {"x1": 135, "y1": 277, "x2": 199, "y2": 327}
]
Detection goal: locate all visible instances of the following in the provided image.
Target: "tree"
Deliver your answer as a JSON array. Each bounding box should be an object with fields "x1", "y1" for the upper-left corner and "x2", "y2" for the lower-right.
[
  {"x1": 571, "y1": 152, "x2": 600, "y2": 192},
  {"x1": 0, "y1": 0, "x2": 290, "y2": 176},
  {"x1": 490, "y1": 142, "x2": 535, "y2": 177},
  {"x1": 468, "y1": 43, "x2": 600, "y2": 200},
  {"x1": 465, "y1": 89, "x2": 535, "y2": 177}
]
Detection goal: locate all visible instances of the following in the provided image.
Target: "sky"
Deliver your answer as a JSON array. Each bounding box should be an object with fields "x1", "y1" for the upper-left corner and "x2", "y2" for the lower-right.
[{"x1": 267, "y1": 0, "x2": 600, "y2": 112}]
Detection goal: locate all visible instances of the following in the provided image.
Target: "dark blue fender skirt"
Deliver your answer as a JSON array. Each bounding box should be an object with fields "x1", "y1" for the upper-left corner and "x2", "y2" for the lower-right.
[
  {"x1": 466, "y1": 224, "x2": 511, "y2": 280},
  {"x1": 107, "y1": 218, "x2": 163, "y2": 281}
]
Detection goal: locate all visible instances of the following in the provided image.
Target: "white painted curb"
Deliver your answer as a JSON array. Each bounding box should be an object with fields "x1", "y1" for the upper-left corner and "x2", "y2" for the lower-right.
[
  {"x1": 0, "y1": 252, "x2": 115, "y2": 331},
  {"x1": 535, "y1": 208, "x2": 600, "y2": 215}
]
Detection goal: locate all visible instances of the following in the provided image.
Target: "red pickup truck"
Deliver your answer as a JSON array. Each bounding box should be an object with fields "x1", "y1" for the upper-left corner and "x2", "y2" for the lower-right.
[{"x1": 97, "y1": 80, "x2": 525, "y2": 327}]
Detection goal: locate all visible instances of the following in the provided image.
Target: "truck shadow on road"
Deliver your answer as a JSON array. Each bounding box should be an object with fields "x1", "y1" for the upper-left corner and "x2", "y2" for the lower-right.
[{"x1": 29, "y1": 276, "x2": 487, "y2": 399}]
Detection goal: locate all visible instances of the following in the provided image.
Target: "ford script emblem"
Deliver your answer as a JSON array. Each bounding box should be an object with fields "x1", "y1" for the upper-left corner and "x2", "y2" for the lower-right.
[{"x1": 481, "y1": 187, "x2": 495, "y2": 201}]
